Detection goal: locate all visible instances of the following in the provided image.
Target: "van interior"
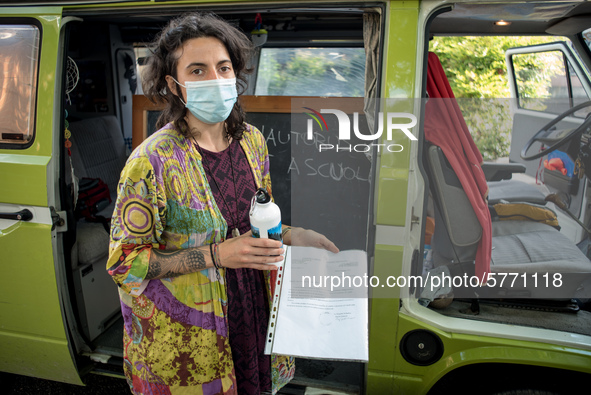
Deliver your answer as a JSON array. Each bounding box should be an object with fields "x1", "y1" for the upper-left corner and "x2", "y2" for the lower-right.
[
  {"x1": 421, "y1": 1, "x2": 591, "y2": 338},
  {"x1": 56, "y1": 1, "x2": 591, "y2": 391},
  {"x1": 60, "y1": 4, "x2": 368, "y2": 392}
]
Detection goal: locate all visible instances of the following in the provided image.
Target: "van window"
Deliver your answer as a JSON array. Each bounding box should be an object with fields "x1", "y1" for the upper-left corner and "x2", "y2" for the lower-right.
[
  {"x1": 431, "y1": 36, "x2": 588, "y2": 159},
  {"x1": 512, "y1": 50, "x2": 590, "y2": 116},
  {"x1": 254, "y1": 47, "x2": 365, "y2": 97},
  {"x1": 133, "y1": 46, "x2": 149, "y2": 95},
  {"x1": 0, "y1": 24, "x2": 39, "y2": 146}
]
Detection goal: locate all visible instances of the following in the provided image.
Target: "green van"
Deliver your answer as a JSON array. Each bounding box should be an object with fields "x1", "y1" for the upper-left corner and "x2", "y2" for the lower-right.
[{"x1": 1, "y1": 0, "x2": 590, "y2": 393}]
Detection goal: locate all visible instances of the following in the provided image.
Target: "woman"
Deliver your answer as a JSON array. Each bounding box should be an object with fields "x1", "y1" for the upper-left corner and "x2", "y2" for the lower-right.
[{"x1": 107, "y1": 12, "x2": 338, "y2": 395}]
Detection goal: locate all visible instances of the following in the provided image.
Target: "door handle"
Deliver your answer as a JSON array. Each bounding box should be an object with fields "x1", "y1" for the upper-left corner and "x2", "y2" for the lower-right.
[{"x1": 0, "y1": 209, "x2": 33, "y2": 221}]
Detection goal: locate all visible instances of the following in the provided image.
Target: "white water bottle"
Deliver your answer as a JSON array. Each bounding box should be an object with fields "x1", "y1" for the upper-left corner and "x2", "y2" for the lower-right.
[{"x1": 249, "y1": 188, "x2": 282, "y2": 241}]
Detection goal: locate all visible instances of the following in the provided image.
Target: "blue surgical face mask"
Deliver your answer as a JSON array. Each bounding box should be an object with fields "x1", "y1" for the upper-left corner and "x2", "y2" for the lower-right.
[{"x1": 172, "y1": 77, "x2": 237, "y2": 124}]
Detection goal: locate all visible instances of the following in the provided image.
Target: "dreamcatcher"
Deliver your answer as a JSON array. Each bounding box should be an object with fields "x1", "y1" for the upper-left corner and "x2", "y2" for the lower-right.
[
  {"x1": 64, "y1": 56, "x2": 80, "y2": 205},
  {"x1": 65, "y1": 56, "x2": 79, "y2": 105}
]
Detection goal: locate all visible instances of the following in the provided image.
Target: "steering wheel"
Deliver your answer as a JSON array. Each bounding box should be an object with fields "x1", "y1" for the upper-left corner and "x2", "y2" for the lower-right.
[{"x1": 520, "y1": 100, "x2": 591, "y2": 161}]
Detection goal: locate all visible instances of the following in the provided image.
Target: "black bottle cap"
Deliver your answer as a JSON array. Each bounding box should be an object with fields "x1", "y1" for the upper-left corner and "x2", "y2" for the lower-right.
[{"x1": 255, "y1": 188, "x2": 271, "y2": 204}]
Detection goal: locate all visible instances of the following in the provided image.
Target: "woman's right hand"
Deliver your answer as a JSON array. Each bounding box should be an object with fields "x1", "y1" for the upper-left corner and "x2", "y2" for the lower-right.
[{"x1": 218, "y1": 231, "x2": 284, "y2": 270}]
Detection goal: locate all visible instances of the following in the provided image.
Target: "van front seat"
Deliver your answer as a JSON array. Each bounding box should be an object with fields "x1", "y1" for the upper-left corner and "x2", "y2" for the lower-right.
[
  {"x1": 424, "y1": 51, "x2": 591, "y2": 301},
  {"x1": 426, "y1": 144, "x2": 591, "y2": 300},
  {"x1": 426, "y1": 51, "x2": 547, "y2": 206}
]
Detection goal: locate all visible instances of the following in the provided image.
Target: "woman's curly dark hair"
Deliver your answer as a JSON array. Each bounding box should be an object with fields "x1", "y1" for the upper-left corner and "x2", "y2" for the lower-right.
[{"x1": 142, "y1": 12, "x2": 253, "y2": 140}]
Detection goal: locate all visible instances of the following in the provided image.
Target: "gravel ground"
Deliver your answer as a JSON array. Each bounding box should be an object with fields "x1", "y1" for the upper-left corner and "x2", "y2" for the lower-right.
[{"x1": 1, "y1": 372, "x2": 131, "y2": 395}]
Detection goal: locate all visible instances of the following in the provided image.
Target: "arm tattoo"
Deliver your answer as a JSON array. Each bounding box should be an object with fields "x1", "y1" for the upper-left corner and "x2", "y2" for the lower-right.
[{"x1": 146, "y1": 248, "x2": 208, "y2": 280}]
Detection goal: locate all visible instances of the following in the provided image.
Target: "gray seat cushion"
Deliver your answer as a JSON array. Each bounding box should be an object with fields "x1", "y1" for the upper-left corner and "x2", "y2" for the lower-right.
[
  {"x1": 77, "y1": 222, "x2": 110, "y2": 265},
  {"x1": 491, "y1": 220, "x2": 591, "y2": 298},
  {"x1": 488, "y1": 179, "x2": 547, "y2": 205},
  {"x1": 492, "y1": 221, "x2": 589, "y2": 272}
]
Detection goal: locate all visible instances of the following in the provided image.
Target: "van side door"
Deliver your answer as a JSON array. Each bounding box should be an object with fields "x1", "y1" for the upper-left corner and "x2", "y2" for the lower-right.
[{"x1": 0, "y1": 6, "x2": 82, "y2": 384}]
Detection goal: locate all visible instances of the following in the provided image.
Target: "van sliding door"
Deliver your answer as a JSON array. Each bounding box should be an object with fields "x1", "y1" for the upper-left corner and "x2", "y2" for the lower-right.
[{"x1": 0, "y1": 7, "x2": 82, "y2": 384}]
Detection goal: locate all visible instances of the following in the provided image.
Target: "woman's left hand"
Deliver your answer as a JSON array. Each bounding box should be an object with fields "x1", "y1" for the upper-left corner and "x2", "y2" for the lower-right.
[{"x1": 288, "y1": 227, "x2": 339, "y2": 254}]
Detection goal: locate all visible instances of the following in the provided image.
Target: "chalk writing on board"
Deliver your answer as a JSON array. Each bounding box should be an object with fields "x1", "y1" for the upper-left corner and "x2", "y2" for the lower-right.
[
  {"x1": 261, "y1": 126, "x2": 371, "y2": 182},
  {"x1": 265, "y1": 129, "x2": 343, "y2": 150},
  {"x1": 288, "y1": 158, "x2": 369, "y2": 182}
]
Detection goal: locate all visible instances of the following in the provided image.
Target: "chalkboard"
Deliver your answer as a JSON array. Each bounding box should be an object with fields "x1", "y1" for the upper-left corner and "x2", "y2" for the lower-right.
[{"x1": 246, "y1": 110, "x2": 372, "y2": 252}]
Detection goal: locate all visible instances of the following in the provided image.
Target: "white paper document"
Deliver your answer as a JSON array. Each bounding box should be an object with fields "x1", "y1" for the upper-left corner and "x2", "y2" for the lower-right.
[{"x1": 265, "y1": 246, "x2": 368, "y2": 362}]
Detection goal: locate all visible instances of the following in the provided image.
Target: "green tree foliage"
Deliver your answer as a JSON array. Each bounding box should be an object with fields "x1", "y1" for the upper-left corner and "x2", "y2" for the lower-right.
[
  {"x1": 430, "y1": 36, "x2": 559, "y2": 160},
  {"x1": 257, "y1": 48, "x2": 365, "y2": 97}
]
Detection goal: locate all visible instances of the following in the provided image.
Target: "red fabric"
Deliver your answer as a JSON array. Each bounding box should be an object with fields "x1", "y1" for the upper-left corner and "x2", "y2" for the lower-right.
[{"x1": 424, "y1": 52, "x2": 491, "y2": 280}]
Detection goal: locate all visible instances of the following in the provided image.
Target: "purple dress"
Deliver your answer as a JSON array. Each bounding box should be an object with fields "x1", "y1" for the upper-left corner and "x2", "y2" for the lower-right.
[{"x1": 199, "y1": 138, "x2": 272, "y2": 394}]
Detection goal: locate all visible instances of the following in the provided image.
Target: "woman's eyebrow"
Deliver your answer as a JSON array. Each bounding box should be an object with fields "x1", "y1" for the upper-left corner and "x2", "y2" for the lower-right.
[
  {"x1": 185, "y1": 62, "x2": 207, "y2": 69},
  {"x1": 185, "y1": 59, "x2": 231, "y2": 69}
]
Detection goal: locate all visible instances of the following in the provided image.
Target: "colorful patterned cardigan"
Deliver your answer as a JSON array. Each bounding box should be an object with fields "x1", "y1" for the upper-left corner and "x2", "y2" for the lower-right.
[{"x1": 107, "y1": 123, "x2": 294, "y2": 394}]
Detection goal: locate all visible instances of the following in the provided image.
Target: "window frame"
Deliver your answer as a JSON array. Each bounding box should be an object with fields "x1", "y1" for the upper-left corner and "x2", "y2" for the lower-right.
[
  {"x1": 506, "y1": 41, "x2": 591, "y2": 117},
  {"x1": 0, "y1": 18, "x2": 42, "y2": 150},
  {"x1": 252, "y1": 46, "x2": 366, "y2": 98}
]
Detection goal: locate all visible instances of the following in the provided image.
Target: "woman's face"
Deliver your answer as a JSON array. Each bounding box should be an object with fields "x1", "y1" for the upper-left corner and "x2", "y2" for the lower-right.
[{"x1": 166, "y1": 36, "x2": 235, "y2": 99}]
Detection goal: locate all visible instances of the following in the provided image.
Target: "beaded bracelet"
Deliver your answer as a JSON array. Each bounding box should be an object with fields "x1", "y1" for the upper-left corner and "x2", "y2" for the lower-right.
[
  {"x1": 209, "y1": 242, "x2": 222, "y2": 282},
  {"x1": 213, "y1": 242, "x2": 223, "y2": 268}
]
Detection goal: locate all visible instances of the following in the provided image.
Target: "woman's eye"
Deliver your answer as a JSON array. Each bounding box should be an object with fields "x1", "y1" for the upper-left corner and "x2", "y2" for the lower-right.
[
  {"x1": 191, "y1": 69, "x2": 203, "y2": 75},
  {"x1": 220, "y1": 66, "x2": 232, "y2": 73}
]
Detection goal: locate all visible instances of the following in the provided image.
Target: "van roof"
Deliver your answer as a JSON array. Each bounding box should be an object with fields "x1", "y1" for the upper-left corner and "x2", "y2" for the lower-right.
[
  {"x1": 430, "y1": 1, "x2": 591, "y2": 35},
  {"x1": 2, "y1": 1, "x2": 591, "y2": 37}
]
